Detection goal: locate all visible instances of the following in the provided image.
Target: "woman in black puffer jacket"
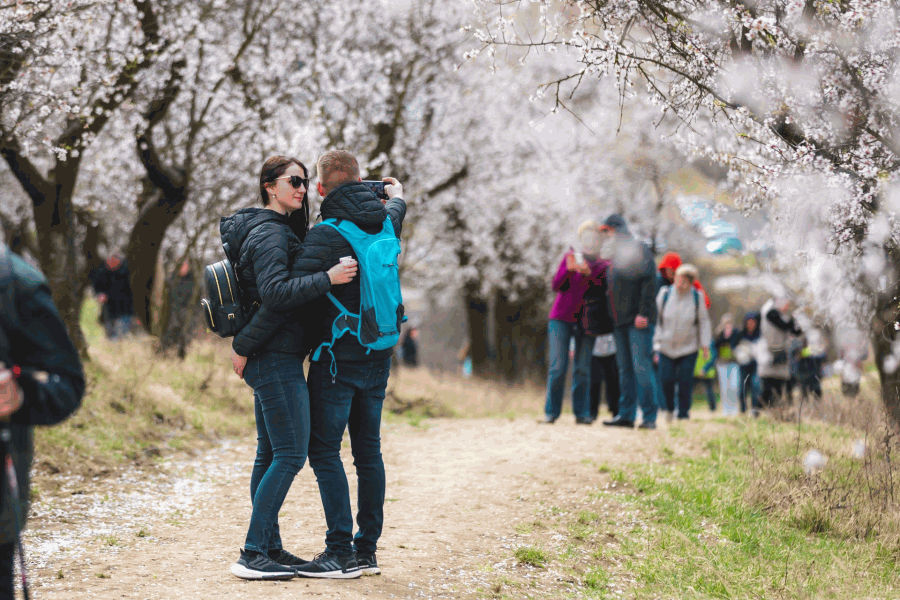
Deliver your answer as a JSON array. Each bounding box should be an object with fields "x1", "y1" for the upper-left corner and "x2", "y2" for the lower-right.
[{"x1": 222, "y1": 156, "x2": 357, "y2": 581}]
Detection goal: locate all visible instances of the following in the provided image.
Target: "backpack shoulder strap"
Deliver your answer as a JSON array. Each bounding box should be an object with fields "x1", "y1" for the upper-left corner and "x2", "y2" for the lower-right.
[
  {"x1": 692, "y1": 288, "x2": 700, "y2": 326},
  {"x1": 660, "y1": 285, "x2": 671, "y2": 327}
]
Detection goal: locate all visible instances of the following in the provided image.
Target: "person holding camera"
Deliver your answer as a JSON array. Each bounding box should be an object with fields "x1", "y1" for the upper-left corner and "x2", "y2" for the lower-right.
[
  {"x1": 223, "y1": 156, "x2": 358, "y2": 581},
  {"x1": 290, "y1": 150, "x2": 405, "y2": 579},
  {"x1": 543, "y1": 220, "x2": 609, "y2": 424},
  {"x1": 0, "y1": 243, "x2": 84, "y2": 598}
]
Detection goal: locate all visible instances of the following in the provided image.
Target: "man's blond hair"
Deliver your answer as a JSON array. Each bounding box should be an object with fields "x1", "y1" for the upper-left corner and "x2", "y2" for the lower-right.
[{"x1": 316, "y1": 150, "x2": 360, "y2": 195}]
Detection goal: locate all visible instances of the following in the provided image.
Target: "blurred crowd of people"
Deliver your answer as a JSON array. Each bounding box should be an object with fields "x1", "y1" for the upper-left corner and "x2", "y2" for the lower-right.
[{"x1": 543, "y1": 214, "x2": 842, "y2": 429}]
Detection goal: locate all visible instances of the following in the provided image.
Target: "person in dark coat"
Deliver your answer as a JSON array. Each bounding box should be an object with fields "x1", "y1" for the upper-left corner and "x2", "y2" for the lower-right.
[
  {"x1": 161, "y1": 260, "x2": 197, "y2": 358},
  {"x1": 0, "y1": 243, "x2": 83, "y2": 598},
  {"x1": 89, "y1": 251, "x2": 134, "y2": 339},
  {"x1": 600, "y1": 214, "x2": 660, "y2": 429},
  {"x1": 224, "y1": 156, "x2": 357, "y2": 581},
  {"x1": 735, "y1": 311, "x2": 761, "y2": 413},
  {"x1": 295, "y1": 151, "x2": 405, "y2": 579},
  {"x1": 400, "y1": 326, "x2": 419, "y2": 367}
]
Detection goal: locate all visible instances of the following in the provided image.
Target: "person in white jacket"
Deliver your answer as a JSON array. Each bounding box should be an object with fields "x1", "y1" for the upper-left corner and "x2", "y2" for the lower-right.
[{"x1": 653, "y1": 264, "x2": 712, "y2": 420}]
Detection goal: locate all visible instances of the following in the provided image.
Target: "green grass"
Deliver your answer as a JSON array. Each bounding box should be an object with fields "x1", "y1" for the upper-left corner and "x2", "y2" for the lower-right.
[
  {"x1": 514, "y1": 546, "x2": 549, "y2": 567},
  {"x1": 499, "y1": 416, "x2": 898, "y2": 599},
  {"x1": 607, "y1": 423, "x2": 900, "y2": 599}
]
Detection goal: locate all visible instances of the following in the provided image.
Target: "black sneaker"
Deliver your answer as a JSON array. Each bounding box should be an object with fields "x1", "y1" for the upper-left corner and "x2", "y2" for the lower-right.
[
  {"x1": 293, "y1": 551, "x2": 361, "y2": 579},
  {"x1": 355, "y1": 552, "x2": 381, "y2": 576},
  {"x1": 268, "y1": 548, "x2": 308, "y2": 568},
  {"x1": 230, "y1": 548, "x2": 295, "y2": 580}
]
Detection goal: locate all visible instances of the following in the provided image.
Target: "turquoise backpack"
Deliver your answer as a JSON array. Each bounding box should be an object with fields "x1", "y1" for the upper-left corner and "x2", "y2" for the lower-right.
[{"x1": 311, "y1": 217, "x2": 405, "y2": 377}]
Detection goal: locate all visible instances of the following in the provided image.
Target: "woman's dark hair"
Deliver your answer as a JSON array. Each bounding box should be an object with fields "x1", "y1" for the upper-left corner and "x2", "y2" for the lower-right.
[{"x1": 259, "y1": 155, "x2": 310, "y2": 240}]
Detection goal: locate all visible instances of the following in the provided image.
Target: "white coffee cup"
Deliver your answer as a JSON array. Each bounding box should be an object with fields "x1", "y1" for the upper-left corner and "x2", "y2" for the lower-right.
[
  {"x1": 339, "y1": 256, "x2": 355, "y2": 265},
  {"x1": 573, "y1": 251, "x2": 584, "y2": 265}
]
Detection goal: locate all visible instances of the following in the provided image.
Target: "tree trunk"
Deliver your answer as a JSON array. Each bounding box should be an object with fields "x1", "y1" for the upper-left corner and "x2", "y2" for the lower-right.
[
  {"x1": 31, "y1": 167, "x2": 89, "y2": 358},
  {"x1": 465, "y1": 288, "x2": 492, "y2": 377},
  {"x1": 494, "y1": 290, "x2": 518, "y2": 381},
  {"x1": 494, "y1": 288, "x2": 549, "y2": 383},
  {"x1": 125, "y1": 187, "x2": 188, "y2": 334},
  {"x1": 872, "y1": 289, "x2": 900, "y2": 430}
]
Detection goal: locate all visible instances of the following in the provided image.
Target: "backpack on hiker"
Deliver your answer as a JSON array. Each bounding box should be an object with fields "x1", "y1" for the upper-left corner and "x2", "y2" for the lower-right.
[
  {"x1": 200, "y1": 255, "x2": 258, "y2": 338},
  {"x1": 311, "y1": 217, "x2": 405, "y2": 377},
  {"x1": 659, "y1": 285, "x2": 699, "y2": 328}
]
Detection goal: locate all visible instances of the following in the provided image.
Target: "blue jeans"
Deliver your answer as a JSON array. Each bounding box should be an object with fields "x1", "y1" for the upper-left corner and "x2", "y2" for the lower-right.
[
  {"x1": 308, "y1": 358, "x2": 392, "y2": 556},
  {"x1": 242, "y1": 352, "x2": 310, "y2": 554},
  {"x1": 613, "y1": 326, "x2": 659, "y2": 424},
  {"x1": 544, "y1": 320, "x2": 593, "y2": 420},
  {"x1": 658, "y1": 352, "x2": 698, "y2": 419}
]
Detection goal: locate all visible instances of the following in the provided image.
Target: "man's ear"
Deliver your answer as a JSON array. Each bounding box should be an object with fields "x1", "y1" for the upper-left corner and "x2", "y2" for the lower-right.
[{"x1": 317, "y1": 181, "x2": 325, "y2": 197}]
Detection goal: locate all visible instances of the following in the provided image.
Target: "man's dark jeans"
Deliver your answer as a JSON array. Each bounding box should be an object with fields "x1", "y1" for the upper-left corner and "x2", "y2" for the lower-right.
[
  {"x1": 613, "y1": 325, "x2": 658, "y2": 424},
  {"x1": 658, "y1": 352, "x2": 698, "y2": 419},
  {"x1": 243, "y1": 352, "x2": 309, "y2": 554},
  {"x1": 308, "y1": 358, "x2": 391, "y2": 556}
]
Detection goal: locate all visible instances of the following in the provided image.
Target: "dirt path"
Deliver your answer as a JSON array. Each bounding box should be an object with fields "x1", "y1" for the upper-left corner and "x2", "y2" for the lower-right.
[{"x1": 25, "y1": 416, "x2": 703, "y2": 599}]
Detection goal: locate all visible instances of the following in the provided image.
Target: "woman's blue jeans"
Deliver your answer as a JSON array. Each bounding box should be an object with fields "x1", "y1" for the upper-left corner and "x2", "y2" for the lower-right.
[
  {"x1": 544, "y1": 320, "x2": 593, "y2": 420},
  {"x1": 242, "y1": 352, "x2": 310, "y2": 554}
]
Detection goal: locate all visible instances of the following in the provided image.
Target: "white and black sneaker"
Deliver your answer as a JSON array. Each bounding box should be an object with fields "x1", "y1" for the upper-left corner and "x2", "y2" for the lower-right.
[
  {"x1": 293, "y1": 551, "x2": 361, "y2": 579},
  {"x1": 230, "y1": 548, "x2": 295, "y2": 580},
  {"x1": 268, "y1": 548, "x2": 308, "y2": 569},
  {"x1": 356, "y1": 552, "x2": 381, "y2": 575}
]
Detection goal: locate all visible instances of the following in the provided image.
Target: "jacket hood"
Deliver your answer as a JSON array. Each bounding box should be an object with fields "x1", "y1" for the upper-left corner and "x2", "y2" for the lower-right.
[
  {"x1": 742, "y1": 310, "x2": 762, "y2": 339},
  {"x1": 220, "y1": 207, "x2": 287, "y2": 263},
  {"x1": 320, "y1": 181, "x2": 387, "y2": 228},
  {"x1": 658, "y1": 252, "x2": 682, "y2": 274}
]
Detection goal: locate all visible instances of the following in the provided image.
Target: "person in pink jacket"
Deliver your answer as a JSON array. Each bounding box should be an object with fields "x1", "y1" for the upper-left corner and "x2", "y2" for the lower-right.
[{"x1": 543, "y1": 221, "x2": 610, "y2": 424}]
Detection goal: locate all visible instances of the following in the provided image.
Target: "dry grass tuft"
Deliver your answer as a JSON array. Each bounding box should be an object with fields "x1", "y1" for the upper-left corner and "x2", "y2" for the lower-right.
[
  {"x1": 745, "y1": 388, "x2": 900, "y2": 562},
  {"x1": 34, "y1": 323, "x2": 251, "y2": 480}
]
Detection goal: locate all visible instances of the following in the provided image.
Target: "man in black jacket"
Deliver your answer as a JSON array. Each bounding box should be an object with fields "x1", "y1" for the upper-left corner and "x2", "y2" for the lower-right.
[
  {"x1": 293, "y1": 150, "x2": 406, "y2": 579},
  {"x1": 0, "y1": 243, "x2": 84, "y2": 597},
  {"x1": 598, "y1": 215, "x2": 660, "y2": 429}
]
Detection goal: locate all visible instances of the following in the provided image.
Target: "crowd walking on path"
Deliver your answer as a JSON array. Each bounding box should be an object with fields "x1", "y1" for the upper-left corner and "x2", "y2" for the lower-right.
[{"x1": 542, "y1": 213, "x2": 824, "y2": 429}]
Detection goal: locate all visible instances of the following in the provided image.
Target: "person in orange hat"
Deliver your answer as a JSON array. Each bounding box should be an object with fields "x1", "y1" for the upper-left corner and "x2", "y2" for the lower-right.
[{"x1": 657, "y1": 252, "x2": 711, "y2": 308}]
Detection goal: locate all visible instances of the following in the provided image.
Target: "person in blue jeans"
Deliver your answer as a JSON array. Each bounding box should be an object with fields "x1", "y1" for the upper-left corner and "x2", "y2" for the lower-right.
[
  {"x1": 653, "y1": 264, "x2": 712, "y2": 420},
  {"x1": 543, "y1": 221, "x2": 609, "y2": 424},
  {"x1": 599, "y1": 215, "x2": 660, "y2": 429},
  {"x1": 226, "y1": 155, "x2": 358, "y2": 581},
  {"x1": 289, "y1": 150, "x2": 406, "y2": 579}
]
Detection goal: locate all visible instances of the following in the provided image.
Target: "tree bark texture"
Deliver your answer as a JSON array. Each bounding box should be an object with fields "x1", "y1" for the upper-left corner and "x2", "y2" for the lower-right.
[
  {"x1": 465, "y1": 289, "x2": 492, "y2": 378},
  {"x1": 872, "y1": 289, "x2": 900, "y2": 430}
]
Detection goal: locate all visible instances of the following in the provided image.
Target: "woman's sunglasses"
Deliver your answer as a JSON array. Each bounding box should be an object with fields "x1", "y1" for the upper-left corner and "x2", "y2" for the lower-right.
[{"x1": 274, "y1": 175, "x2": 309, "y2": 189}]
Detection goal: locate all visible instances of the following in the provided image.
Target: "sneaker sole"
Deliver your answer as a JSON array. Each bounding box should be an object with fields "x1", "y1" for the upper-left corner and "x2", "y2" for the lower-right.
[
  {"x1": 294, "y1": 568, "x2": 362, "y2": 580},
  {"x1": 360, "y1": 566, "x2": 381, "y2": 576},
  {"x1": 230, "y1": 562, "x2": 295, "y2": 581}
]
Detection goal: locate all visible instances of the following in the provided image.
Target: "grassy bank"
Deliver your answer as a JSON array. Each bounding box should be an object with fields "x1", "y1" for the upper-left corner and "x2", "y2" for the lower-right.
[
  {"x1": 492, "y1": 413, "x2": 899, "y2": 599},
  {"x1": 33, "y1": 300, "x2": 254, "y2": 480}
]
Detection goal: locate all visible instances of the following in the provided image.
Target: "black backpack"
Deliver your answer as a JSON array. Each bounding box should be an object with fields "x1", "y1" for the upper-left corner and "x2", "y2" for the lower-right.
[{"x1": 200, "y1": 256, "x2": 257, "y2": 338}]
